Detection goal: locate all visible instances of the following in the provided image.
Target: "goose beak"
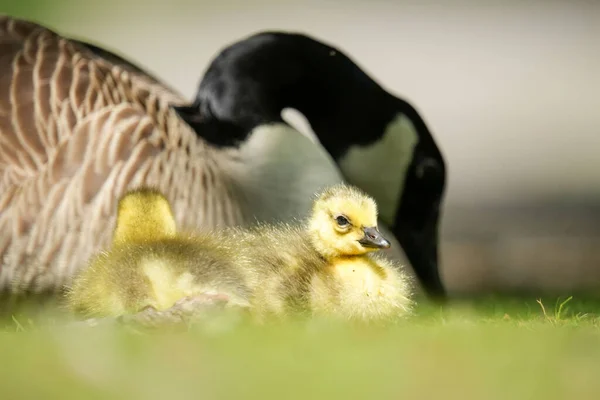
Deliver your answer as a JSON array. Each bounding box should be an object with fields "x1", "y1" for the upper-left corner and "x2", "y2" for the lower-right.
[{"x1": 358, "y1": 226, "x2": 391, "y2": 249}]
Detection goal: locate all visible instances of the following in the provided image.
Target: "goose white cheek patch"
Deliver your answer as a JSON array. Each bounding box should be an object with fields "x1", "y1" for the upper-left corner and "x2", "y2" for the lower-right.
[
  {"x1": 281, "y1": 107, "x2": 320, "y2": 145},
  {"x1": 337, "y1": 114, "x2": 419, "y2": 225}
]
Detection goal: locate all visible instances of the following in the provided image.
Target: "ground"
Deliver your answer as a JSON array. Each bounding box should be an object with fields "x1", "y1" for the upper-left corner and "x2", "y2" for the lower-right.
[{"x1": 1, "y1": 294, "x2": 600, "y2": 399}]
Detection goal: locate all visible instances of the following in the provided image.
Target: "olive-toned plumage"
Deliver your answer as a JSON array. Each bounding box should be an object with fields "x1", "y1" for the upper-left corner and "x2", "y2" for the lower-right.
[
  {"x1": 67, "y1": 184, "x2": 413, "y2": 322},
  {"x1": 112, "y1": 188, "x2": 178, "y2": 244},
  {"x1": 66, "y1": 188, "x2": 253, "y2": 317},
  {"x1": 0, "y1": 16, "x2": 345, "y2": 297}
]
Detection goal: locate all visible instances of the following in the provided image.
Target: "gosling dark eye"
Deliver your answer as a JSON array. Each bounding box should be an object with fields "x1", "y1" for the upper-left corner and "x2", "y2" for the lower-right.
[{"x1": 335, "y1": 215, "x2": 350, "y2": 227}]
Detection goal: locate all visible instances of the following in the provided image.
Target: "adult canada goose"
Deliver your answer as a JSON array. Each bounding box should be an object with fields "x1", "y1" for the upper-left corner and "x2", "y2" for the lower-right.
[
  {"x1": 182, "y1": 32, "x2": 447, "y2": 299},
  {"x1": 0, "y1": 16, "x2": 443, "y2": 304},
  {"x1": 67, "y1": 184, "x2": 412, "y2": 323}
]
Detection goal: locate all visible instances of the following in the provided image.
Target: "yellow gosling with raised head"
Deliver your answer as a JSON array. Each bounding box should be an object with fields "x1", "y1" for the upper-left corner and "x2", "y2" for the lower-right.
[
  {"x1": 304, "y1": 184, "x2": 413, "y2": 321},
  {"x1": 211, "y1": 183, "x2": 413, "y2": 322}
]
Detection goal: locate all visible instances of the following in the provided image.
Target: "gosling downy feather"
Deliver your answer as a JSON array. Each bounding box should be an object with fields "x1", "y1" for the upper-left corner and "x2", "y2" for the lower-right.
[
  {"x1": 233, "y1": 184, "x2": 414, "y2": 322},
  {"x1": 192, "y1": 31, "x2": 447, "y2": 299},
  {"x1": 67, "y1": 185, "x2": 412, "y2": 323},
  {"x1": 0, "y1": 16, "x2": 346, "y2": 299},
  {"x1": 303, "y1": 184, "x2": 413, "y2": 321},
  {"x1": 66, "y1": 188, "x2": 253, "y2": 318}
]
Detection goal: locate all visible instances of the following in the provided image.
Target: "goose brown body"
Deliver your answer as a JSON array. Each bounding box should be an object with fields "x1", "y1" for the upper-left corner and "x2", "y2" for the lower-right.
[{"x1": 0, "y1": 16, "x2": 345, "y2": 297}]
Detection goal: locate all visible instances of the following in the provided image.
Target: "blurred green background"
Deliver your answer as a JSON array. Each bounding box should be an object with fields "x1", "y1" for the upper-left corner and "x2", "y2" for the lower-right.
[{"x1": 1, "y1": 0, "x2": 599, "y2": 295}]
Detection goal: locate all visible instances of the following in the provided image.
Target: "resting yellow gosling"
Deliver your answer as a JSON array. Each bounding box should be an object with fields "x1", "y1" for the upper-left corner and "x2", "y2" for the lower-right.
[
  {"x1": 246, "y1": 185, "x2": 412, "y2": 320},
  {"x1": 308, "y1": 184, "x2": 414, "y2": 320},
  {"x1": 66, "y1": 184, "x2": 413, "y2": 322},
  {"x1": 66, "y1": 188, "x2": 252, "y2": 319}
]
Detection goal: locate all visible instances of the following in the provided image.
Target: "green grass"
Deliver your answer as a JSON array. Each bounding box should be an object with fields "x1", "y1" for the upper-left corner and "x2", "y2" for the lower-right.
[{"x1": 1, "y1": 294, "x2": 600, "y2": 399}]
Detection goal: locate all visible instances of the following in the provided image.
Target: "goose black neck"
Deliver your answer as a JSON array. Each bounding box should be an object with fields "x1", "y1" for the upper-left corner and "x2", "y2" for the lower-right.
[{"x1": 191, "y1": 31, "x2": 400, "y2": 154}]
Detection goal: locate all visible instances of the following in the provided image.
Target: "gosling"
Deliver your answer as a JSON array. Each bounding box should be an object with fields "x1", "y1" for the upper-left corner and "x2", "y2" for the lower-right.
[
  {"x1": 65, "y1": 188, "x2": 253, "y2": 319},
  {"x1": 305, "y1": 184, "x2": 414, "y2": 321},
  {"x1": 221, "y1": 184, "x2": 412, "y2": 322}
]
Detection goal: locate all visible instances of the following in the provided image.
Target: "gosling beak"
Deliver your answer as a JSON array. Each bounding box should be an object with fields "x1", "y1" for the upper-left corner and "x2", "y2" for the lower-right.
[{"x1": 358, "y1": 226, "x2": 391, "y2": 249}]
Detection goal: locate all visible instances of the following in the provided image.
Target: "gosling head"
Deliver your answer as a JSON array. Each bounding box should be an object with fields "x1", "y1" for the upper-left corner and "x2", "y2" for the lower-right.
[
  {"x1": 112, "y1": 187, "x2": 177, "y2": 245},
  {"x1": 308, "y1": 184, "x2": 391, "y2": 259}
]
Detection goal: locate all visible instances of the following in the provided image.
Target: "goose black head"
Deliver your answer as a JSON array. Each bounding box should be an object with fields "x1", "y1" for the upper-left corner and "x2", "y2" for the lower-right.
[{"x1": 173, "y1": 31, "x2": 447, "y2": 300}]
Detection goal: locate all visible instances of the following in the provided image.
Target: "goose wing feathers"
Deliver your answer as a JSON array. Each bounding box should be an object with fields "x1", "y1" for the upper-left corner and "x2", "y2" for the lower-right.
[{"x1": 0, "y1": 16, "x2": 220, "y2": 295}]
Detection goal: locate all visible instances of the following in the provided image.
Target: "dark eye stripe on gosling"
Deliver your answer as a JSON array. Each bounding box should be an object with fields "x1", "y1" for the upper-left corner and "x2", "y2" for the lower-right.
[{"x1": 189, "y1": 31, "x2": 448, "y2": 299}]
